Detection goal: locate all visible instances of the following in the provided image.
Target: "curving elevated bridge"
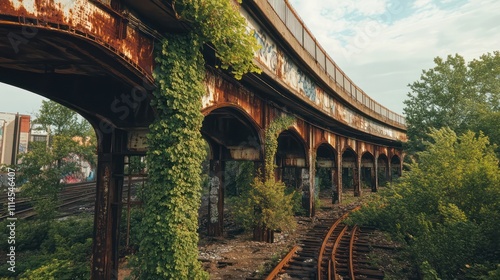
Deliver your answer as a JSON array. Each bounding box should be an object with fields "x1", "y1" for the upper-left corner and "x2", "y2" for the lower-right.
[{"x1": 0, "y1": 0, "x2": 406, "y2": 278}]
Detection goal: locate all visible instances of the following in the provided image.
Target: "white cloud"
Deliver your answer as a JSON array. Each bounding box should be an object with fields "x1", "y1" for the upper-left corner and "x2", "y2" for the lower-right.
[
  {"x1": 289, "y1": 0, "x2": 500, "y2": 114},
  {"x1": 413, "y1": 0, "x2": 432, "y2": 9}
]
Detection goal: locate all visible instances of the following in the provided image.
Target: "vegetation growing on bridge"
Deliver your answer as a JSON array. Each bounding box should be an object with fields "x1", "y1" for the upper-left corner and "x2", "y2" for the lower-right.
[{"x1": 132, "y1": 0, "x2": 260, "y2": 279}]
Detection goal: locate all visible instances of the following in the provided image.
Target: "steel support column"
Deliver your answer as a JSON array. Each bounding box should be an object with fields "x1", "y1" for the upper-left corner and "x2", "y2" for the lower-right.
[
  {"x1": 373, "y1": 154, "x2": 379, "y2": 192},
  {"x1": 91, "y1": 128, "x2": 126, "y2": 280},
  {"x1": 354, "y1": 156, "x2": 361, "y2": 197},
  {"x1": 208, "y1": 159, "x2": 224, "y2": 236},
  {"x1": 335, "y1": 149, "x2": 342, "y2": 204},
  {"x1": 388, "y1": 160, "x2": 393, "y2": 183},
  {"x1": 308, "y1": 130, "x2": 315, "y2": 217}
]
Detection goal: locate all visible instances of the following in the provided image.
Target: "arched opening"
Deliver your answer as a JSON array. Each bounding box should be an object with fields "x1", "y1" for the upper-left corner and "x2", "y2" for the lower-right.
[
  {"x1": 0, "y1": 86, "x2": 115, "y2": 276},
  {"x1": 391, "y1": 155, "x2": 402, "y2": 179},
  {"x1": 361, "y1": 152, "x2": 375, "y2": 191},
  {"x1": 0, "y1": 22, "x2": 156, "y2": 277},
  {"x1": 276, "y1": 130, "x2": 309, "y2": 214},
  {"x1": 377, "y1": 154, "x2": 389, "y2": 186},
  {"x1": 315, "y1": 143, "x2": 338, "y2": 204},
  {"x1": 341, "y1": 148, "x2": 358, "y2": 195},
  {"x1": 201, "y1": 106, "x2": 263, "y2": 236}
]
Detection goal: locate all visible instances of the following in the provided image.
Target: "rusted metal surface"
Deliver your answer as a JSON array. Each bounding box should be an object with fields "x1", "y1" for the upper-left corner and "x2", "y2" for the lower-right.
[
  {"x1": 264, "y1": 245, "x2": 299, "y2": 280},
  {"x1": 203, "y1": 70, "x2": 264, "y2": 128},
  {"x1": 92, "y1": 155, "x2": 112, "y2": 279},
  {"x1": 0, "y1": 0, "x2": 154, "y2": 79},
  {"x1": 312, "y1": 128, "x2": 337, "y2": 151}
]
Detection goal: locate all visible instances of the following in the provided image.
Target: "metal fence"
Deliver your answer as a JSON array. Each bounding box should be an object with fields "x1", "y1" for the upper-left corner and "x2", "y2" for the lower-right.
[{"x1": 267, "y1": 0, "x2": 406, "y2": 126}]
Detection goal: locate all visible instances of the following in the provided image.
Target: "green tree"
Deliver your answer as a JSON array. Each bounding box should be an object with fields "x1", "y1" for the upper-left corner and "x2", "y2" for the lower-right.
[
  {"x1": 404, "y1": 51, "x2": 500, "y2": 154},
  {"x1": 232, "y1": 116, "x2": 297, "y2": 241},
  {"x1": 350, "y1": 128, "x2": 500, "y2": 278},
  {"x1": 35, "y1": 100, "x2": 91, "y2": 136},
  {"x1": 18, "y1": 100, "x2": 96, "y2": 219}
]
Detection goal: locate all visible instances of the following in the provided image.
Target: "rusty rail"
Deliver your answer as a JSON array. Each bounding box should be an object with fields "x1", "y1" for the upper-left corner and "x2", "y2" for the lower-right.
[
  {"x1": 0, "y1": 180, "x2": 141, "y2": 220},
  {"x1": 264, "y1": 206, "x2": 363, "y2": 280},
  {"x1": 317, "y1": 211, "x2": 351, "y2": 280},
  {"x1": 317, "y1": 206, "x2": 360, "y2": 280},
  {"x1": 328, "y1": 225, "x2": 348, "y2": 280},
  {"x1": 349, "y1": 225, "x2": 359, "y2": 280},
  {"x1": 329, "y1": 224, "x2": 385, "y2": 280},
  {"x1": 264, "y1": 245, "x2": 299, "y2": 280}
]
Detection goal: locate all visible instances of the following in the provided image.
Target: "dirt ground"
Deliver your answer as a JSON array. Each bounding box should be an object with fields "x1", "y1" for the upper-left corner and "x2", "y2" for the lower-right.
[
  {"x1": 198, "y1": 190, "x2": 402, "y2": 280},
  {"x1": 119, "y1": 190, "x2": 415, "y2": 279}
]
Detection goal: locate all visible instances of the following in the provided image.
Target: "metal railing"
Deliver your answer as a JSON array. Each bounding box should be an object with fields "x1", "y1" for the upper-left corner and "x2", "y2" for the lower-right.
[{"x1": 267, "y1": 0, "x2": 406, "y2": 126}]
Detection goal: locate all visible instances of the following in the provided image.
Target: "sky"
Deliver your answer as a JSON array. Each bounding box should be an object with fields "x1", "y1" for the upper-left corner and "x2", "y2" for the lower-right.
[
  {"x1": 0, "y1": 0, "x2": 499, "y2": 116},
  {"x1": 287, "y1": 0, "x2": 499, "y2": 115}
]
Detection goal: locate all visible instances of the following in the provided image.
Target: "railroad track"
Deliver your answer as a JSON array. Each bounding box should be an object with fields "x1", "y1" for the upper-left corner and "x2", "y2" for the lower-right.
[
  {"x1": 0, "y1": 181, "x2": 96, "y2": 220},
  {"x1": 264, "y1": 207, "x2": 384, "y2": 280},
  {"x1": 0, "y1": 180, "x2": 142, "y2": 220}
]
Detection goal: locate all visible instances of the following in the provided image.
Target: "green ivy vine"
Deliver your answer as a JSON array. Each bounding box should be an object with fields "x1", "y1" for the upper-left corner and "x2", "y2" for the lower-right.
[
  {"x1": 172, "y1": 0, "x2": 261, "y2": 79},
  {"x1": 134, "y1": 0, "x2": 261, "y2": 279},
  {"x1": 264, "y1": 115, "x2": 295, "y2": 179}
]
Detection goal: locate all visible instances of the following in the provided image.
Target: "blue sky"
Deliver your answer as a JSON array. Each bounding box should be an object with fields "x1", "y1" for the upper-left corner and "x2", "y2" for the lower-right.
[
  {"x1": 0, "y1": 0, "x2": 499, "y2": 116},
  {"x1": 289, "y1": 0, "x2": 499, "y2": 114}
]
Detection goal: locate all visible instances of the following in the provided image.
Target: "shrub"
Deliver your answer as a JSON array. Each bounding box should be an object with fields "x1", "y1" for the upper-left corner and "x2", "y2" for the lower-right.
[{"x1": 349, "y1": 128, "x2": 500, "y2": 278}]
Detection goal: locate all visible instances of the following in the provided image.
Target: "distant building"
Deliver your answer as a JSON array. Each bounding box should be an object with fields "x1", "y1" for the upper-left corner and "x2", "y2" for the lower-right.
[
  {"x1": 0, "y1": 112, "x2": 30, "y2": 165},
  {"x1": 30, "y1": 124, "x2": 48, "y2": 143}
]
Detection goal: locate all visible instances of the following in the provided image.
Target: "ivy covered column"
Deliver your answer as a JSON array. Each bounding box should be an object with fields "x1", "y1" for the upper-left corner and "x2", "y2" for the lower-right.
[
  {"x1": 129, "y1": 0, "x2": 260, "y2": 278},
  {"x1": 135, "y1": 33, "x2": 209, "y2": 279}
]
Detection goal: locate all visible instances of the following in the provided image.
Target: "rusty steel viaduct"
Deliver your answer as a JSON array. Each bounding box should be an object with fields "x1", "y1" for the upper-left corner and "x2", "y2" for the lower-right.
[{"x1": 0, "y1": 0, "x2": 406, "y2": 278}]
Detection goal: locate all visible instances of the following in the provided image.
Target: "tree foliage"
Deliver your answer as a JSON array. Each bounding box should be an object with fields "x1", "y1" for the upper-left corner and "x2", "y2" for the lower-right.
[
  {"x1": 18, "y1": 101, "x2": 96, "y2": 219},
  {"x1": 0, "y1": 216, "x2": 93, "y2": 279},
  {"x1": 349, "y1": 128, "x2": 500, "y2": 278},
  {"x1": 404, "y1": 51, "x2": 500, "y2": 154},
  {"x1": 35, "y1": 100, "x2": 92, "y2": 137},
  {"x1": 232, "y1": 116, "x2": 296, "y2": 235}
]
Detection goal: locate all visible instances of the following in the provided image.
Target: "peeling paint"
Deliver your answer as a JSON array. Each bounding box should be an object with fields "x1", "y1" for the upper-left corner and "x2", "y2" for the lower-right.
[{"x1": 1, "y1": 0, "x2": 154, "y2": 78}]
